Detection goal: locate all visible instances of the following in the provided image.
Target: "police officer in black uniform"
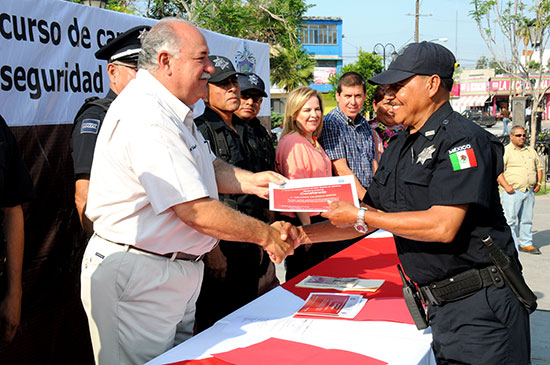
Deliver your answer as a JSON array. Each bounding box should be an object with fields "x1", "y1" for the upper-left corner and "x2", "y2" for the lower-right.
[
  {"x1": 0, "y1": 115, "x2": 34, "y2": 344},
  {"x1": 235, "y1": 72, "x2": 275, "y2": 172},
  {"x1": 70, "y1": 25, "x2": 150, "y2": 236},
  {"x1": 281, "y1": 42, "x2": 531, "y2": 364},
  {"x1": 235, "y1": 72, "x2": 279, "y2": 295},
  {"x1": 194, "y1": 56, "x2": 274, "y2": 332}
]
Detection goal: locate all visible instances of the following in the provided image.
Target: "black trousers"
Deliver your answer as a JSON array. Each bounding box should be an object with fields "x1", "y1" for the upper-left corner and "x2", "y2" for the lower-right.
[{"x1": 428, "y1": 283, "x2": 531, "y2": 364}]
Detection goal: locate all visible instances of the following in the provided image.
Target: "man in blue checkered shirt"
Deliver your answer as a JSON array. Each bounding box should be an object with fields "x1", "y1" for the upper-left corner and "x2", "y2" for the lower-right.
[{"x1": 319, "y1": 72, "x2": 377, "y2": 200}]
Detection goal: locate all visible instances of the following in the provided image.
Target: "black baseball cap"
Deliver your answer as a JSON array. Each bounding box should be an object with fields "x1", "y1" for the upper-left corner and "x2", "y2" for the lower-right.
[
  {"x1": 237, "y1": 72, "x2": 268, "y2": 97},
  {"x1": 208, "y1": 55, "x2": 245, "y2": 83},
  {"x1": 95, "y1": 25, "x2": 151, "y2": 64},
  {"x1": 369, "y1": 41, "x2": 456, "y2": 85}
]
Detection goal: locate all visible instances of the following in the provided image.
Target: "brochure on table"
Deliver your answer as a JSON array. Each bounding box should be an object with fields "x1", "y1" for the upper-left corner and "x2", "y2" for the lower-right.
[
  {"x1": 296, "y1": 292, "x2": 367, "y2": 319},
  {"x1": 296, "y1": 275, "x2": 385, "y2": 292}
]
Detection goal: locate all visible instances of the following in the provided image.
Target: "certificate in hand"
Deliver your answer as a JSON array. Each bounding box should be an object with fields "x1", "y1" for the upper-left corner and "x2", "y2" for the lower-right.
[{"x1": 269, "y1": 175, "x2": 359, "y2": 212}]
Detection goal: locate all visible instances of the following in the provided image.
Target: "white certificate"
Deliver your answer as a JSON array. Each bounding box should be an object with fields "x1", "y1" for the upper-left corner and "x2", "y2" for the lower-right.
[{"x1": 269, "y1": 175, "x2": 359, "y2": 212}]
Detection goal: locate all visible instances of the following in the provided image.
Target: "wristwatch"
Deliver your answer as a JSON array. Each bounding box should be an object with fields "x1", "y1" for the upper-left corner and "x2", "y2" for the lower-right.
[{"x1": 354, "y1": 207, "x2": 368, "y2": 233}]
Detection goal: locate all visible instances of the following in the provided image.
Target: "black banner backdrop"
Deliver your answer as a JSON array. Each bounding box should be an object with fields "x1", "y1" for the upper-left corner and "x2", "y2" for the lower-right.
[{"x1": 2, "y1": 124, "x2": 93, "y2": 363}]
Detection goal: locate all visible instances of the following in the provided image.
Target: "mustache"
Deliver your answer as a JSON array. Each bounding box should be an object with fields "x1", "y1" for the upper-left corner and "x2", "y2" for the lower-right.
[{"x1": 200, "y1": 72, "x2": 211, "y2": 80}]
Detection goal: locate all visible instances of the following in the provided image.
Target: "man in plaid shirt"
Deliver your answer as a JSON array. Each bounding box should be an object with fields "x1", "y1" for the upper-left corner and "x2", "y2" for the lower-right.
[{"x1": 319, "y1": 72, "x2": 377, "y2": 201}]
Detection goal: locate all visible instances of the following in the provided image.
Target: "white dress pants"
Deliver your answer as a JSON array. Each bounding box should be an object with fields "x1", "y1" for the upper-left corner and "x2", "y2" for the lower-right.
[{"x1": 81, "y1": 234, "x2": 204, "y2": 365}]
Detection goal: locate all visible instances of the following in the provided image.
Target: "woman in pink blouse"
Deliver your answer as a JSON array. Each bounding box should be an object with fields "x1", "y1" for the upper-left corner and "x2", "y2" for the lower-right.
[{"x1": 275, "y1": 87, "x2": 333, "y2": 280}]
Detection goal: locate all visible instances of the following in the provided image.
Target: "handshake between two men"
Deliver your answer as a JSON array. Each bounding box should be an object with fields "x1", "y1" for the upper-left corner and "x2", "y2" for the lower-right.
[
  {"x1": 235, "y1": 166, "x2": 369, "y2": 264},
  {"x1": 269, "y1": 201, "x2": 369, "y2": 263}
]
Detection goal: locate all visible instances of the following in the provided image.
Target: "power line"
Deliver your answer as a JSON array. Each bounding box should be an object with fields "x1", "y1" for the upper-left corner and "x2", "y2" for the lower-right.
[{"x1": 406, "y1": 0, "x2": 432, "y2": 42}]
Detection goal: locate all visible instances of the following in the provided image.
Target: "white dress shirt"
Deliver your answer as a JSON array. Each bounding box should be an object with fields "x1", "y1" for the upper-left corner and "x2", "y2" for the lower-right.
[{"x1": 87, "y1": 70, "x2": 218, "y2": 255}]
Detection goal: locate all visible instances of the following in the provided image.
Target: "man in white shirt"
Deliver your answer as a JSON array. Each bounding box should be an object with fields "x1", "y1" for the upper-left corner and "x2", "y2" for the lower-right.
[{"x1": 81, "y1": 18, "x2": 293, "y2": 365}]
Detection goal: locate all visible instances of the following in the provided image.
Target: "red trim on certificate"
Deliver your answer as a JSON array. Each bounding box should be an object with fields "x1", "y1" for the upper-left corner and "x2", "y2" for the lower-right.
[{"x1": 272, "y1": 183, "x2": 355, "y2": 212}]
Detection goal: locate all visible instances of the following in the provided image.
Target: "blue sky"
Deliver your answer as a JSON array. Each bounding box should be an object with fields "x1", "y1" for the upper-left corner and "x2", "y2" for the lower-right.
[{"x1": 305, "y1": 0, "x2": 490, "y2": 68}]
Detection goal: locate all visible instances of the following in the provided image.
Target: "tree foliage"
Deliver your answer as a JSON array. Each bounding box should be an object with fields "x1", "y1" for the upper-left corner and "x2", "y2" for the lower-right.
[
  {"x1": 489, "y1": 58, "x2": 507, "y2": 74},
  {"x1": 142, "y1": 0, "x2": 314, "y2": 91},
  {"x1": 476, "y1": 55, "x2": 489, "y2": 69},
  {"x1": 476, "y1": 55, "x2": 507, "y2": 73},
  {"x1": 470, "y1": 0, "x2": 550, "y2": 146},
  {"x1": 270, "y1": 46, "x2": 315, "y2": 92},
  {"x1": 73, "y1": 0, "x2": 315, "y2": 92},
  {"x1": 67, "y1": 0, "x2": 136, "y2": 14},
  {"x1": 327, "y1": 50, "x2": 384, "y2": 114}
]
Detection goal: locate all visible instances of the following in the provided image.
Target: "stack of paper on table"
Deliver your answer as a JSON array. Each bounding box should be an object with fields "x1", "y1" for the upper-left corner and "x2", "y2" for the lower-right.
[
  {"x1": 296, "y1": 275, "x2": 385, "y2": 292},
  {"x1": 295, "y1": 293, "x2": 367, "y2": 319}
]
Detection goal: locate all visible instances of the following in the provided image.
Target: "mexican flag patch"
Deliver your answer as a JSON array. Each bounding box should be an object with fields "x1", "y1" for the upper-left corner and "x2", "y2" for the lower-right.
[{"x1": 449, "y1": 146, "x2": 477, "y2": 171}]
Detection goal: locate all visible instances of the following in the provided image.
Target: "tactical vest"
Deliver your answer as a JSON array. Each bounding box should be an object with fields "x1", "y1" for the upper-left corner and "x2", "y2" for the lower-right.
[
  {"x1": 71, "y1": 96, "x2": 115, "y2": 133},
  {"x1": 196, "y1": 119, "x2": 232, "y2": 162},
  {"x1": 195, "y1": 118, "x2": 266, "y2": 219}
]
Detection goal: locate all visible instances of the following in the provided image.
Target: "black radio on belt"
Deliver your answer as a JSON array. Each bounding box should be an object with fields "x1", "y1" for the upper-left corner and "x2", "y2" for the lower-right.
[{"x1": 397, "y1": 264, "x2": 428, "y2": 330}]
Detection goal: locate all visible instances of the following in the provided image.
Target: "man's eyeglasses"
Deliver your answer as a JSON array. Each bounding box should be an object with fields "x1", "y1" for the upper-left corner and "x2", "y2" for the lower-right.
[
  {"x1": 241, "y1": 93, "x2": 262, "y2": 103},
  {"x1": 114, "y1": 62, "x2": 138, "y2": 71},
  {"x1": 514, "y1": 134, "x2": 526, "y2": 137}
]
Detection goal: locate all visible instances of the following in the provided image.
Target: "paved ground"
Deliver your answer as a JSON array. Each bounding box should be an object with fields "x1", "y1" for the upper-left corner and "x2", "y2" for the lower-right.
[
  {"x1": 276, "y1": 118, "x2": 550, "y2": 363},
  {"x1": 516, "y1": 165, "x2": 550, "y2": 364},
  {"x1": 516, "y1": 190, "x2": 549, "y2": 364}
]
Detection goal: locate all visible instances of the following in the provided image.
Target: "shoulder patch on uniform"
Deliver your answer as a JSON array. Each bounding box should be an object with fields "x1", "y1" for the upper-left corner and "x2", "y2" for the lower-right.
[
  {"x1": 80, "y1": 119, "x2": 100, "y2": 134},
  {"x1": 448, "y1": 144, "x2": 477, "y2": 171}
]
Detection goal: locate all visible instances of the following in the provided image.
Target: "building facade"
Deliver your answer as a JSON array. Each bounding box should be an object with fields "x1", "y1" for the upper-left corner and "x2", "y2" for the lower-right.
[
  {"x1": 452, "y1": 69, "x2": 550, "y2": 120},
  {"x1": 300, "y1": 16, "x2": 343, "y2": 93}
]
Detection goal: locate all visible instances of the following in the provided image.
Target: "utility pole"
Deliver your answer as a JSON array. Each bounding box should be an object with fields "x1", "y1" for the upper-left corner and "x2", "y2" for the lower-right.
[
  {"x1": 406, "y1": 1, "x2": 431, "y2": 43},
  {"x1": 455, "y1": 9, "x2": 458, "y2": 57},
  {"x1": 415, "y1": 0, "x2": 419, "y2": 42}
]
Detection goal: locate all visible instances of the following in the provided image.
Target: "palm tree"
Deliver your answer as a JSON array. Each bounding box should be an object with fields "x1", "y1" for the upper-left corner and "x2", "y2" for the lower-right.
[{"x1": 270, "y1": 45, "x2": 315, "y2": 92}]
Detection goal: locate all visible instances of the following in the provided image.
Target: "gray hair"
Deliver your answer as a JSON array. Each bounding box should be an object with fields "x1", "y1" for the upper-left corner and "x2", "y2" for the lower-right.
[{"x1": 138, "y1": 17, "x2": 189, "y2": 71}]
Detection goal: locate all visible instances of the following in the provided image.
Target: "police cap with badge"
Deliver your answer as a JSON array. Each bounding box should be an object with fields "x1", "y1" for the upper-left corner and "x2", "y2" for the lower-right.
[
  {"x1": 237, "y1": 72, "x2": 268, "y2": 97},
  {"x1": 368, "y1": 41, "x2": 456, "y2": 85},
  {"x1": 207, "y1": 55, "x2": 246, "y2": 84},
  {"x1": 95, "y1": 25, "x2": 151, "y2": 65}
]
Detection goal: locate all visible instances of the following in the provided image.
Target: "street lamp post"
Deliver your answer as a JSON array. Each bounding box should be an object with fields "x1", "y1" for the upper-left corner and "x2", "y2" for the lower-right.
[{"x1": 372, "y1": 43, "x2": 397, "y2": 70}]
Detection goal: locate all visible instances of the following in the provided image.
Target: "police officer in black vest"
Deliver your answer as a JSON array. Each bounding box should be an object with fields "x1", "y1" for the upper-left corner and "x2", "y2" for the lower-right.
[
  {"x1": 70, "y1": 25, "x2": 150, "y2": 236},
  {"x1": 235, "y1": 72, "x2": 279, "y2": 295},
  {"x1": 194, "y1": 56, "x2": 275, "y2": 332},
  {"x1": 235, "y1": 72, "x2": 275, "y2": 172},
  {"x1": 278, "y1": 42, "x2": 532, "y2": 364}
]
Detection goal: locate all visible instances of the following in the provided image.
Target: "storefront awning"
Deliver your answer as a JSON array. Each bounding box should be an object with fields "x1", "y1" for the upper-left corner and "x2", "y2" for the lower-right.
[{"x1": 451, "y1": 95, "x2": 490, "y2": 112}]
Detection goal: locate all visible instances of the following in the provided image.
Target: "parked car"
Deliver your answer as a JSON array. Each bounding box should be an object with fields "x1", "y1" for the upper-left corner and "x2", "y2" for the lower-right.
[{"x1": 461, "y1": 109, "x2": 496, "y2": 128}]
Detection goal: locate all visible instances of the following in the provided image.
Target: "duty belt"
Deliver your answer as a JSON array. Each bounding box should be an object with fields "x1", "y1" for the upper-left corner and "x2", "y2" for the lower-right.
[{"x1": 420, "y1": 266, "x2": 504, "y2": 306}]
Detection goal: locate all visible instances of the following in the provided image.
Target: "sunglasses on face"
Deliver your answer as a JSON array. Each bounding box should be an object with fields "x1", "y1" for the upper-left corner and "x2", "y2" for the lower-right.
[
  {"x1": 514, "y1": 134, "x2": 526, "y2": 137},
  {"x1": 241, "y1": 93, "x2": 262, "y2": 103}
]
